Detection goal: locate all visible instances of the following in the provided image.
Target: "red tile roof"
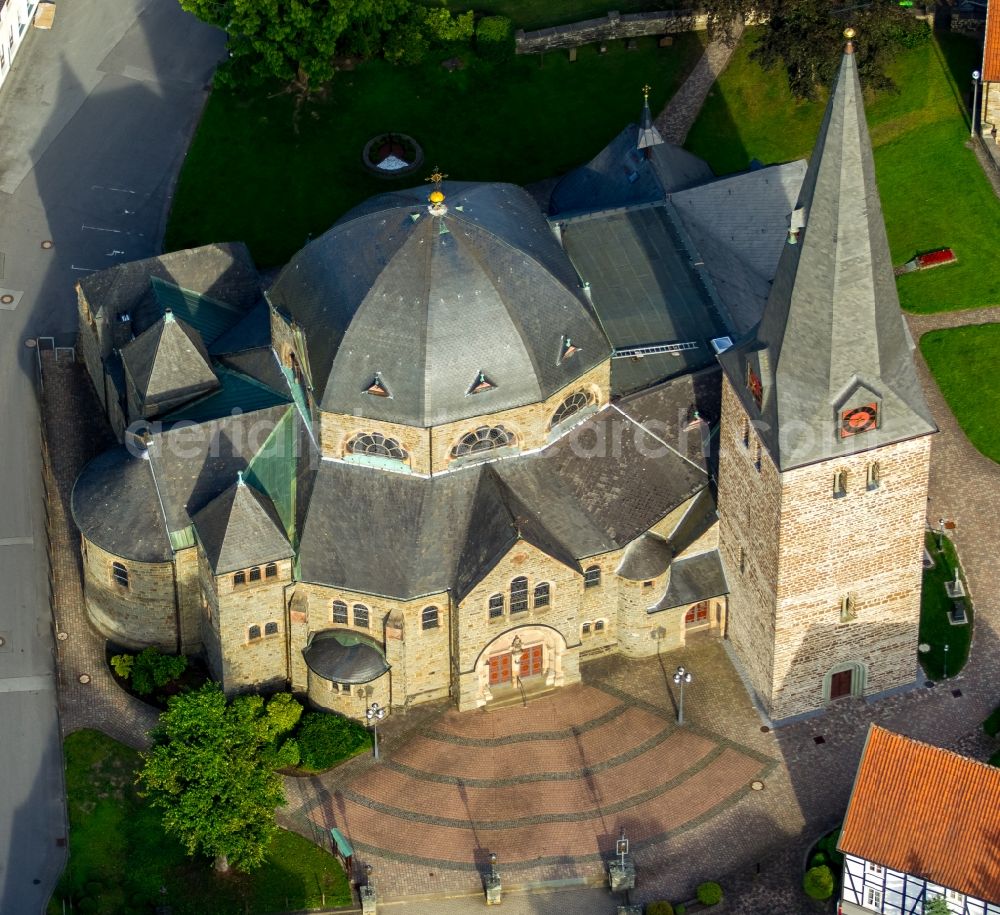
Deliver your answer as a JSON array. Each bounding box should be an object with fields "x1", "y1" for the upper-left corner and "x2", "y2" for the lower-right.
[
  {"x1": 839, "y1": 726, "x2": 1000, "y2": 904},
  {"x1": 986, "y1": 0, "x2": 1000, "y2": 81}
]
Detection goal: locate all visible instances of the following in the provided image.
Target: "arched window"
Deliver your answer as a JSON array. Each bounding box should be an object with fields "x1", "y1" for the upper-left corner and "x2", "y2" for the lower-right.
[
  {"x1": 488, "y1": 594, "x2": 504, "y2": 619},
  {"x1": 264, "y1": 621, "x2": 279, "y2": 636},
  {"x1": 248, "y1": 625, "x2": 261, "y2": 640},
  {"x1": 533, "y1": 583, "x2": 550, "y2": 608},
  {"x1": 265, "y1": 562, "x2": 278, "y2": 578},
  {"x1": 233, "y1": 570, "x2": 246, "y2": 587},
  {"x1": 249, "y1": 566, "x2": 261, "y2": 582},
  {"x1": 353, "y1": 604, "x2": 369, "y2": 628},
  {"x1": 346, "y1": 432, "x2": 409, "y2": 462},
  {"x1": 582, "y1": 622, "x2": 592, "y2": 637},
  {"x1": 451, "y1": 425, "x2": 515, "y2": 459},
  {"x1": 112, "y1": 562, "x2": 129, "y2": 589},
  {"x1": 332, "y1": 600, "x2": 348, "y2": 624},
  {"x1": 584, "y1": 565, "x2": 601, "y2": 589},
  {"x1": 421, "y1": 606, "x2": 439, "y2": 630},
  {"x1": 866, "y1": 461, "x2": 880, "y2": 490},
  {"x1": 510, "y1": 577, "x2": 529, "y2": 614},
  {"x1": 550, "y1": 390, "x2": 595, "y2": 429},
  {"x1": 833, "y1": 469, "x2": 847, "y2": 498},
  {"x1": 594, "y1": 619, "x2": 606, "y2": 633}
]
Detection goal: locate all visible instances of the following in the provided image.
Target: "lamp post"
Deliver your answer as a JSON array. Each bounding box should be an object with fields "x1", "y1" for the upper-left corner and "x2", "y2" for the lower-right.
[
  {"x1": 972, "y1": 70, "x2": 982, "y2": 138},
  {"x1": 673, "y1": 665, "x2": 693, "y2": 725},
  {"x1": 365, "y1": 701, "x2": 386, "y2": 762},
  {"x1": 485, "y1": 851, "x2": 502, "y2": 905},
  {"x1": 360, "y1": 863, "x2": 377, "y2": 914},
  {"x1": 943, "y1": 643, "x2": 950, "y2": 680}
]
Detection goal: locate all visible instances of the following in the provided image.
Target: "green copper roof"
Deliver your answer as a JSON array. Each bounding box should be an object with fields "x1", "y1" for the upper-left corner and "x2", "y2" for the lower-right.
[
  {"x1": 151, "y1": 276, "x2": 245, "y2": 345},
  {"x1": 163, "y1": 366, "x2": 290, "y2": 423}
]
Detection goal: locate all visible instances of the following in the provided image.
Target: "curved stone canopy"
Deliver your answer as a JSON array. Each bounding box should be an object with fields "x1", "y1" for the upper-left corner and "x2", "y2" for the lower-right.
[
  {"x1": 303, "y1": 630, "x2": 390, "y2": 684},
  {"x1": 617, "y1": 533, "x2": 673, "y2": 581},
  {"x1": 71, "y1": 447, "x2": 172, "y2": 563},
  {"x1": 267, "y1": 182, "x2": 612, "y2": 428}
]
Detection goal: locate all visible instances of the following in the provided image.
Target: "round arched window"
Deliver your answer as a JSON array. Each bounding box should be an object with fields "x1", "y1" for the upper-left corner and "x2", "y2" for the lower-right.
[
  {"x1": 451, "y1": 425, "x2": 515, "y2": 459},
  {"x1": 346, "y1": 432, "x2": 408, "y2": 461},
  {"x1": 550, "y1": 390, "x2": 596, "y2": 429}
]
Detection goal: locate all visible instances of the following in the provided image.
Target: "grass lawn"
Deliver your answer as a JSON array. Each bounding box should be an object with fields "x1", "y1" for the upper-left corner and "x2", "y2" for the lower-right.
[
  {"x1": 920, "y1": 323, "x2": 1000, "y2": 463},
  {"x1": 686, "y1": 30, "x2": 1000, "y2": 314},
  {"x1": 165, "y1": 34, "x2": 703, "y2": 267},
  {"x1": 919, "y1": 532, "x2": 973, "y2": 682},
  {"x1": 51, "y1": 730, "x2": 351, "y2": 915},
  {"x1": 430, "y1": 0, "x2": 673, "y2": 31}
]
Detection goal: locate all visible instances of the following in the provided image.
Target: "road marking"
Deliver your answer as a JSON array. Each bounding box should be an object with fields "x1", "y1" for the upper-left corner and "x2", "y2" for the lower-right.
[
  {"x1": 0, "y1": 537, "x2": 32, "y2": 547},
  {"x1": 106, "y1": 249, "x2": 125, "y2": 257},
  {"x1": 0, "y1": 676, "x2": 53, "y2": 693},
  {"x1": 91, "y1": 185, "x2": 136, "y2": 195},
  {"x1": 81, "y1": 223, "x2": 122, "y2": 233},
  {"x1": 70, "y1": 265, "x2": 102, "y2": 272}
]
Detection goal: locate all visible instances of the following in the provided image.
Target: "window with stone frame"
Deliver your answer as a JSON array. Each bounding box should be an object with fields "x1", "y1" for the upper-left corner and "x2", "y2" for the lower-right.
[
  {"x1": 264, "y1": 621, "x2": 279, "y2": 636},
  {"x1": 488, "y1": 593, "x2": 504, "y2": 619},
  {"x1": 594, "y1": 619, "x2": 606, "y2": 633},
  {"x1": 451, "y1": 425, "x2": 515, "y2": 459},
  {"x1": 549, "y1": 390, "x2": 595, "y2": 429},
  {"x1": 249, "y1": 566, "x2": 262, "y2": 583},
  {"x1": 742, "y1": 417, "x2": 750, "y2": 448},
  {"x1": 112, "y1": 562, "x2": 130, "y2": 589},
  {"x1": 510, "y1": 577, "x2": 529, "y2": 613},
  {"x1": 581, "y1": 622, "x2": 592, "y2": 637},
  {"x1": 233, "y1": 570, "x2": 246, "y2": 587},
  {"x1": 754, "y1": 442, "x2": 762, "y2": 473},
  {"x1": 346, "y1": 432, "x2": 409, "y2": 462},
  {"x1": 533, "y1": 582, "x2": 550, "y2": 608},
  {"x1": 353, "y1": 604, "x2": 370, "y2": 628},
  {"x1": 265, "y1": 562, "x2": 278, "y2": 578},
  {"x1": 833, "y1": 469, "x2": 847, "y2": 498},
  {"x1": 248, "y1": 625, "x2": 261, "y2": 640},
  {"x1": 584, "y1": 565, "x2": 601, "y2": 588},
  {"x1": 332, "y1": 600, "x2": 348, "y2": 624},
  {"x1": 421, "y1": 606, "x2": 440, "y2": 630},
  {"x1": 866, "y1": 461, "x2": 880, "y2": 490},
  {"x1": 840, "y1": 593, "x2": 857, "y2": 623}
]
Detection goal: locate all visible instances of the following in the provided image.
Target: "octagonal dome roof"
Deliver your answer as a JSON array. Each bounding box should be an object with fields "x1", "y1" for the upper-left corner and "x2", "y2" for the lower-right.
[{"x1": 267, "y1": 182, "x2": 612, "y2": 428}]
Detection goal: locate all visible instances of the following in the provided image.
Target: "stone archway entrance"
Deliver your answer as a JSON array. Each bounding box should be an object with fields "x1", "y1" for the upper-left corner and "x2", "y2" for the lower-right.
[{"x1": 475, "y1": 626, "x2": 568, "y2": 707}]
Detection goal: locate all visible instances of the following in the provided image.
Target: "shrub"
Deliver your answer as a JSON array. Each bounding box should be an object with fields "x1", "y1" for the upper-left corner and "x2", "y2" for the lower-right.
[
  {"x1": 423, "y1": 7, "x2": 474, "y2": 44},
  {"x1": 675, "y1": 906, "x2": 685, "y2": 915},
  {"x1": 804, "y1": 865, "x2": 835, "y2": 901},
  {"x1": 810, "y1": 851, "x2": 827, "y2": 867},
  {"x1": 130, "y1": 647, "x2": 187, "y2": 696},
  {"x1": 696, "y1": 882, "x2": 723, "y2": 906},
  {"x1": 296, "y1": 712, "x2": 371, "y2": 770},
  {"x1": 925, "y1": 899, "x2": 951, "y2": 915},
  {"x1": 646, "y1": 902, "x2": 674, "y2": 915},
  {"x1": 110, "y1": 654, "x2": 134, "y2": 679},
  {"x1": 476, "y1": 15, "x2": 513, "y2": 61},
  {"x1": 984, "y1": 704, "x2": 1000, "y2": 737},
  {"x1": 819, "y1": 827, "x2": 844, "y2": 868}
]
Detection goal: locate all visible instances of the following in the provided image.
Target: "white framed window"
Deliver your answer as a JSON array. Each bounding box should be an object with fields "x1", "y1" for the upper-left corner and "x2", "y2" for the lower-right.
[
  {"x1": 866, "y1": 862, "x2": 883, "y2": 875},
  {"x1": 945, "y1": 889, "x2": 965, "y2": 903},
  {"x1": 864, "y1": 886, "x2": 883, "y2": 910}
]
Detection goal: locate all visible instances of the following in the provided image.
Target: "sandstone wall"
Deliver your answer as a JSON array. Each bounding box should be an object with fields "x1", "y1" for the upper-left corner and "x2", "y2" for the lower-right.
[{"x1": 515, "y1": 9, "x2": 708, "y2": 54}]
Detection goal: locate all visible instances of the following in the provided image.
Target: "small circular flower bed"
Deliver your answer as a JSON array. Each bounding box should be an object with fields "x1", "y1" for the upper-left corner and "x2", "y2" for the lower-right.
[{"x1": 362, "y1": 132, "x2": 424, "y2": 179}]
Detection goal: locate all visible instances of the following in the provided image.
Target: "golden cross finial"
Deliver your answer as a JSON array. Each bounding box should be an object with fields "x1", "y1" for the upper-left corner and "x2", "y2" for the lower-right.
[
  {"x1": 425, "y1": 168, "x2": 448, "y2": 192},
  {"x1": 642, "y1": 84, "x2": 651, "y2": 103}
]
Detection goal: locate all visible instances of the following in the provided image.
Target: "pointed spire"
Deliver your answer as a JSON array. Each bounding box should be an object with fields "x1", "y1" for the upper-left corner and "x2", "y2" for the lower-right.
[
  {"x1": 237, "y1": 470, "x2": 245, "y2": 486},
  {"x1": 637, "y1": 83, "x2": 664, "y2": 151},
  {"x1": 718, "y1": 30, "x2": 935, "y2": 470}
]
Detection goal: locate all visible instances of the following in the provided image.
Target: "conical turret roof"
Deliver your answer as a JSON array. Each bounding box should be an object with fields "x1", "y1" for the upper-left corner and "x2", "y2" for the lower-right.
[{"x1": 718, "y1": 37, "x2": 935, "y2": 470}]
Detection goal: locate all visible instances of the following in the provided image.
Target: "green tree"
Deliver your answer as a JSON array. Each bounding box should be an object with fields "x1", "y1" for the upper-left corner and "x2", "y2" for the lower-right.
[
  {"x1": 925, "y1": 899, "x2": 951, "y2": 915},
  {"x1": 129, "y1": 647, "x2": 187, "y2": 696},
  {"x1": 138, "y1": 683, "x2": 302, "y2": 872},
  {"x1": 804, "y1": 864, "x2": 835, "y2": 901},
  {"x1": 702, "y1": 0, "x2": 928, "y2": 98}
]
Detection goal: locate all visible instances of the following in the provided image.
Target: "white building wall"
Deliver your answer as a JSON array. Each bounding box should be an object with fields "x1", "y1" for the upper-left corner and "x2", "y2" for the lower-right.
[
  {"x1": 841, "y1": 854, "x2": 1000, "y2": 915},
  {"x1": 0, "y1": 0, "x2": 37, "y2": 91}
]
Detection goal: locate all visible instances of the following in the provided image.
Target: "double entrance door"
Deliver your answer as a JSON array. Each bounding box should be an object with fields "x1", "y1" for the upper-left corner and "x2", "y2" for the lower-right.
[{"x1": 488, "y1": 645, "x2": 543, "y2": 686}]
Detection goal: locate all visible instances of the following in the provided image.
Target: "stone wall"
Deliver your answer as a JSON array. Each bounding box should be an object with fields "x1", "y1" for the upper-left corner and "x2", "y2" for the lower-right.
[
  {"x1": 515, "y1": 9, "x2": 707, "y2": 54},
  {"x1": 981, "y1": 81, "x2": 1000, "y2": 136},
  {"x1": 81, "y1": 537, "x2": 179, "y2": 651},
  {"x1": 308, "y1": 668, "x2": 391, "y2": 717}
]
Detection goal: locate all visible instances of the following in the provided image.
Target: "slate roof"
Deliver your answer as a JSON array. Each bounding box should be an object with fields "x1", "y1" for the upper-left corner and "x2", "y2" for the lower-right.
[
  {"x1": 120, "y1": 311, "x2": 219, "y2": 413},
  {"x1": 652, "y1": 549, "x2": 728, "y2": 611},
  {"x1": 71, "y1": 447, "x2": 172, "y2": 563},
  {"x1": 617, "y1": 533, "x2": 672, "y2": 581},
  {"x1": 302, "y1": 631, "x2": 390, "y2": 684},
  {"x1": 145, "y1": 404, "x2": 292, "y2": 533},
  {"x1": 718, "y1": 45, "x2": 936, "y2": 470},
  {"x1": 163, "y1": 366, "x2": 290, "y2": 424},
  {"x1": 150, "y1": 276, "x2": 249, "y2": 346},
  {"x1": 216, "y1": 348, "x2": 291, "y2": 397},
  {"x1": 192, "y1": 476, "x2": 293, "y2": 574},
  {"x1": 208, "y1": 299, "x2": 273, "y2": 355},
  {"x1": 839, "y1": 725, "x2": 1000, "y2": 904},
  {"x1": 267, "y1": 182, "x2": 611, "y2": 427},
  {"x1": 548, "y1": 125, "x2": 713, "y2": 217}
]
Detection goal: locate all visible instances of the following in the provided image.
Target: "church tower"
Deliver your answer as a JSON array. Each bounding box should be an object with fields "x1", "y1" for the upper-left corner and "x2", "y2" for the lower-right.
[{"x1": 716, "y1": 31, "x2": 937, "y2": 724}]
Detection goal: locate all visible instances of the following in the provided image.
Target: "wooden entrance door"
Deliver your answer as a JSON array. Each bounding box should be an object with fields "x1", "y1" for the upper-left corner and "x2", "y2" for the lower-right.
[
  {"x1": 830, "y1": 669, "x2": 853, "y2": 700},
  {"x1": 488, "y1": 653, "x2": 512, "y2": 686},
  {"x1": 685, "y1": 601, "x2": 709, "y2": 626},
  {"x1": 519, "y1": 645, "x2": 543, "y2": 679}
]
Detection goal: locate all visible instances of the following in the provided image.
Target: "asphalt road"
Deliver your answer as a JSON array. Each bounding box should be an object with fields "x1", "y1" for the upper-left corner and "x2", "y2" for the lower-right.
[{"x1": 0, "y1": 1, "x2": 224, "y2": 910}]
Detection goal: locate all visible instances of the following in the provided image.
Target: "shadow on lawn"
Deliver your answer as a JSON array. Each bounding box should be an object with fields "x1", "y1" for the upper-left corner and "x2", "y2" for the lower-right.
[{"x1": 930, "y1": 29, "x2": 983, "y2": 130}]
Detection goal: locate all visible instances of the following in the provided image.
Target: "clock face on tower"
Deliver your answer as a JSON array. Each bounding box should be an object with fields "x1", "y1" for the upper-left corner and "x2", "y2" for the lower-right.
[{"x1": 841, "y1": 403, "x2": 879, "y2": 438}]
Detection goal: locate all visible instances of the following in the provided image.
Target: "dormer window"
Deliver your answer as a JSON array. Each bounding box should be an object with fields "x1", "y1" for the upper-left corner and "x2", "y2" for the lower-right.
[
  {"x1": 364, "y1": 373, "x2": 391, "y2": 398},
  {"x1": 467, "y1": 371, "x2": 496, "y2": 395},
  {"x1": 559, "y1": 336, "x2": 579, "y2": 363}
]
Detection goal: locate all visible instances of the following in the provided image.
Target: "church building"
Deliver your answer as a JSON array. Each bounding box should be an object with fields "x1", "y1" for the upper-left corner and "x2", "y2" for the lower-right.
[{"x1": 70, "y1": 36, "x2": 934, "y2": 725}]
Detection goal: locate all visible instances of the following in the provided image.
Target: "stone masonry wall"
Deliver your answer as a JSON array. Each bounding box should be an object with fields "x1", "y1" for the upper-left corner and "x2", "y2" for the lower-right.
[
  {"x1": 716, "y1": 377, "x2": 782, "y2": 710},
  {"x1": 769, "y1": 434, "x2": 932, "y2": 721},
  {"x1": 515, "y1": 9, "x2": 707, "y2": 54},
  {"x1": 81, "y1": 537, "x2": 179, "y2": 651},
  {"x1": 174, "y1": 546, "x2": 204, "y2": 655},
  {"x1": 982, "y1": 81, "x2": 1000, "y2": 136},
  {"x1": 318, "y1": 360, "x2": 611, "y2": 475}
]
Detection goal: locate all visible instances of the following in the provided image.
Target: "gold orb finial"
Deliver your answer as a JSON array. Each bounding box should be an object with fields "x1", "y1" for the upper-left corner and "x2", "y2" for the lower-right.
[
  {"x1": 429, "y1": 190, "x2": 445, "y2": 204},
  {"x1": 844, "y1": 27, "x2": 856, "y2": 39}
]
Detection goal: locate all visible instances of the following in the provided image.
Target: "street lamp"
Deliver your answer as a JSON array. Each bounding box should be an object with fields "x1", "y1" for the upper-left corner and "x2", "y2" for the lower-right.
[
  {"x1": 673, "y1": 665, "x2": 693, "y2": 725},
  {"x1": 943, "y1": 643, "x2": 950, "y2": 680},
  {"x1": 972, "y1": 70, "x2": 982, "y2": 138},
  {"x1": 365, "y1": 702, "x2": 386, "y2": 761}
]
